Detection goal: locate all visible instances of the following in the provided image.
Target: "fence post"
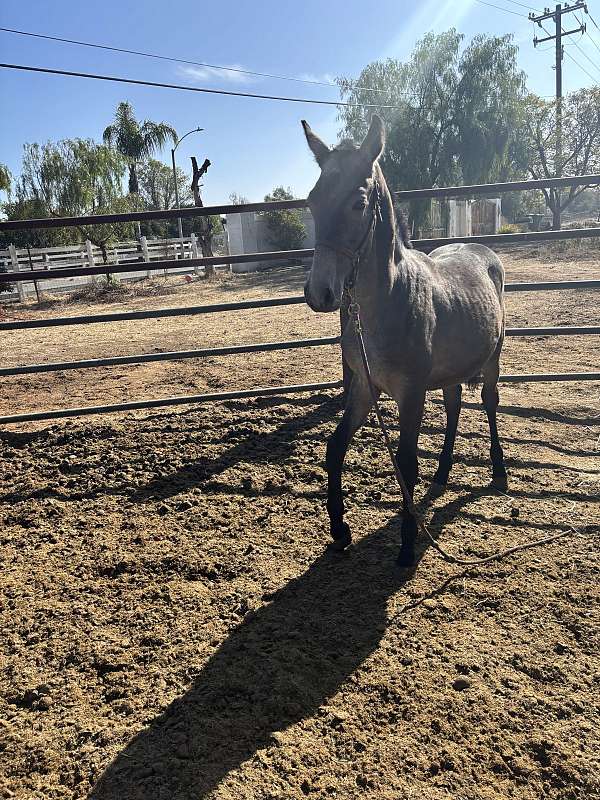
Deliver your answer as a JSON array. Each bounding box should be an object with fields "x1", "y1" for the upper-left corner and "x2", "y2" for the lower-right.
[
  {"x1": 8, "y1": 244, "x2": 25, "y2": 302},
  {"x1": 190, "y1": 233, "x2": 200, "y2": 275},
  {"x1": 85, "y1": 240, "x2": 95, "y2": 267},
  {"x1": 140, "y1": 235, "x2": 151, "y2": 278}
]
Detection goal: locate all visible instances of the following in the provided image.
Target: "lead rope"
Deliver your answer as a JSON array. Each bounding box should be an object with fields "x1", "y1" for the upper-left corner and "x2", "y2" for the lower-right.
[{"x1": 347, "y1": 295, "x2": 580, "y2": 566}]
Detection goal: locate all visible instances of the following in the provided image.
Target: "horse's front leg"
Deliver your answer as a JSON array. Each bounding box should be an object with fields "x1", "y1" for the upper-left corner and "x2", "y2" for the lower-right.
[
  {"x1": 395, "y1": 390, "x2": 426, "y2": 567},
  {"x1": 326, "y1": 377, "x2": 378, "y2": 550}
]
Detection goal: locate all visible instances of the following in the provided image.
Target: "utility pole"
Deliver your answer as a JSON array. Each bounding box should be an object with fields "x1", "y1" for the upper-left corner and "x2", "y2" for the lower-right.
[{"x1": 529, "y1": 2, "x2": 586, "y2": 228}]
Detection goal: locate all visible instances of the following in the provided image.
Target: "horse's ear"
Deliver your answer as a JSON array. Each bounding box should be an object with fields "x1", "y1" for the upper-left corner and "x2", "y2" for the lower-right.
[
  {"x1": 360, "y1": 115, "x2": 385, "y2": 163},
  {"x1": 301, "y1": 120, "x2": 331, "y2": 167}
]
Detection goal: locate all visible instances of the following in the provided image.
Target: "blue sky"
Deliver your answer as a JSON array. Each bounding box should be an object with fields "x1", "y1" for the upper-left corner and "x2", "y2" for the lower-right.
[{"x1": 1, "y1": 0, "x2": 599, "y2": 204}]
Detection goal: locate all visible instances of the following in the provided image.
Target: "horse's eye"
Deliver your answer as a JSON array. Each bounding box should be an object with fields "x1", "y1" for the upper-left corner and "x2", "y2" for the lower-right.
[{"x1": 352, "y1": 198, "x2": 367, "y2": 211}]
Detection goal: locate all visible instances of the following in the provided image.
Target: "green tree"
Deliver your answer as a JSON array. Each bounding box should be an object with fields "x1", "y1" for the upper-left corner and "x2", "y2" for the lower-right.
[
  {"x1": 137, "y1": 158, "x2": 192, "y2": 210},
  {"x1": 521, "y1": 88, "x2": 600, "y2": 228},
  {"x1": 0, "y1": 163, "x2": 11, "y2": 196},
  {"x1": 6, "y1": 139, "x2": 136, "y2": 260},
  {"x1": 262, "y1": 187, "x2": 306, "y2": 253},
  {"x1": 337, "y1": 30, "x2": 526, "y2": 233},
  {"x1": 103, "y1": 101, "x2": 177, "y2": 195},
  {"x1": 229, "y1": 192, "x2": 249, "y2": 206}
]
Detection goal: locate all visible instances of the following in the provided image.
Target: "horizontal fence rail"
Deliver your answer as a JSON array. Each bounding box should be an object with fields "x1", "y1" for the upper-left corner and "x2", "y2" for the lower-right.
[
  {"x1": 1, "y1": 281, "x2": 598, "y2": 331},
  {"x1": 393, "y1": 174, "x2": 600, "y2": 200},
  {"x1": 0, "y1": 296, "x2": 307, "y2": 330},
  {"x1": 2, "y1": 229, "x2": 600, "y2": 285},
  {"x1": 0, "y1": 249, "x2": 313, "y2": 284},
  {"x1": 2, "y1": 327, "x2": 597, "y2": 378},
  {"x1": 2, "y1": 372, "x2": 599, "y2": 426},
  {"x1": 0, "y1": 199, "x2": 308, "y2": 231},
  {"x1": 1, "y1": 174, "x2": 599, "y2": 231},
  {"x1": 505, "y1": 326, "x2": 599, "y2": 336},
  {"x1": 0, "y1": 382, "x2": 345, "y2": 425},
  {"x1": 0, "y1": 335, "x2": 340, "y2": 377}
]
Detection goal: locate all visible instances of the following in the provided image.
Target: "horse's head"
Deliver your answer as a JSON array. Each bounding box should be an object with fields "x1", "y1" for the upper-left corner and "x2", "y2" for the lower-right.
[{"x1": 302, "y1": 115, "x2": 385, "y2": 312}]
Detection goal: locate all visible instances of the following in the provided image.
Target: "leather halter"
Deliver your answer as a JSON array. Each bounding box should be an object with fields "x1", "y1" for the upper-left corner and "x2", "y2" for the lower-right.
[{"x1": 314, "y1": 183, "x2": 382, "y2": 287}]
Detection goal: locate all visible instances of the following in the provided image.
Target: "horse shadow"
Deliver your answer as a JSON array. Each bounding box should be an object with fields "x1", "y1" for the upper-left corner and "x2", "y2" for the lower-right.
[{"x1": 89, "y1": 518, "x2": 425, "y2": 800}]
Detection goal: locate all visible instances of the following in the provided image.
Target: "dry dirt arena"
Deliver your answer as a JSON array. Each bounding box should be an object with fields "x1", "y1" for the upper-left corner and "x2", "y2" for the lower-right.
[{"x1": 1, "y1": 249, "x2": 599, "y2": 800}]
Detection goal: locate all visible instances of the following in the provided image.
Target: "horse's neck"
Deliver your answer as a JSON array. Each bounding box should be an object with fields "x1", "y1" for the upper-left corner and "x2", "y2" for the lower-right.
[{"x1": 355, "y1": 174, "x2": 409, "y2": 317}]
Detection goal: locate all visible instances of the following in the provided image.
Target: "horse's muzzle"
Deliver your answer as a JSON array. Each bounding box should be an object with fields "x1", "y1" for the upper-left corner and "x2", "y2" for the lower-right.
[{"x1": 304, "y1": 282, "x2": 340, "y2": 313}]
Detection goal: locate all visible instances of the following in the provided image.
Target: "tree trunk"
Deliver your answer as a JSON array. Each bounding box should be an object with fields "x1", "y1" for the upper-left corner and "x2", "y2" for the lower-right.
[
  {"x1": 551, "y1": 188, "x2": 561, "y2": 230},
  {"x1": 552, "y1": 205, "x2": 562, "y2": 230},
  {"x1": 191, "y1": 156, "x2": 214, "y2": 278},
  {"x1": 128, "y1": 163, "x2": 139, "y2": 194}
]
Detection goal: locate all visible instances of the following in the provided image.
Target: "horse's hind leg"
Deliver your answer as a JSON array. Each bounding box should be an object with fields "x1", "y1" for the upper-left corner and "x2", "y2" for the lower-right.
[
  {"x1": 482, "y1": 359, "x2": 508, "y2": 490},
  {"x1": 394, "y1": 389, "x2": 426, "y2": 567},
  {"x1": 431, "y1": 384, "x2": 462, "y2": 497},
  {"x1": 326, "y1": 377, "x2": 378, "y2": 550}
]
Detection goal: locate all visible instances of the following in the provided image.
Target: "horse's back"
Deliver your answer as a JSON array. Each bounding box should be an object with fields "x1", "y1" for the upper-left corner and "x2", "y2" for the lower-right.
[{"x1": 426, "y1": 242, "x2": 504, "y2": 299}]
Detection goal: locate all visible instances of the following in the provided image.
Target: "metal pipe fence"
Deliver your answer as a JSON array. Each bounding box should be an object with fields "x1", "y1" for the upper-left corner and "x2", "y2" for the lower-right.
[
  {"x1": 1, "y1": 173, "x2": 598, "y2": 231},
  {"x1": 1, "y1": 281, "x2": 598, "y2": 332},
  {"x1": 0, "y1": 335, "x2": 341, "y2": 377},
  {"x1": 1, "y1": 174, "x2": 599, "y2": 425},
  {"x1": 0, "y1": 326, "x2": 596, "y2": 379},
  {"x1": 2, "y1": 229, "x2": 600, "y2": 286}
]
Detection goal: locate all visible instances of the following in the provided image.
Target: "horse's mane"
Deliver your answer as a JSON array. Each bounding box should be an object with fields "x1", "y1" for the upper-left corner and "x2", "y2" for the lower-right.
[{"x1": 397, "y1": 208, "x2": 413, "y2": 249}]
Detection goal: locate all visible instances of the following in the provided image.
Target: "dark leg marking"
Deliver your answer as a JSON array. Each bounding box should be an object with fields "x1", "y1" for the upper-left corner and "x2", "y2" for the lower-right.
[
  {"x1": 395, "y1": 391, "x2": 426, "y2": 567},
  {"x1": 325, "y1": 378, "x2": 376, "y2": 549},
  {"x1": 432, "y1": 384, "x2": 462, "y2": 493},
  {"x1": 482, "y1": 382, "x2": 508, "y2": 489}
]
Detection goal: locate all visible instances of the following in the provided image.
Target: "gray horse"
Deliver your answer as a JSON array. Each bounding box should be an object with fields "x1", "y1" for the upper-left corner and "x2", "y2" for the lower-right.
[{"x1": 301, "y1": 115, "x2": 507, "y2": 567}]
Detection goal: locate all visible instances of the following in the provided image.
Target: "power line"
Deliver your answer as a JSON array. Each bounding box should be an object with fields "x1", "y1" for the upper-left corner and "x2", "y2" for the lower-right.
[
  {"x1": 0, "y1": 25, "x2": 399, "y2": 98},
  {"x1": 584, "y1": 29, "x2": 600, "y2": 56},
  {"x1": 562, "y1": 42, "x2": 600, "y2": 80},
  {"x1": 538, "y1": 21, "x2": 599, "y2": 82},
  {"x1": 502, "y1": 0, "x2": 541, "y2": 11},
  {"x1": 567, "y1": 34, "x2": 600, "y2": 77},
  {"x1": 588, "y1": 10, "x2": 600, "y2": 32},
  {"x1": 0, "y1": 62, "x2": 410, "y2": 109},
  {"x1": 473, "y1": 0, "x2": 529, "y2": 17}
]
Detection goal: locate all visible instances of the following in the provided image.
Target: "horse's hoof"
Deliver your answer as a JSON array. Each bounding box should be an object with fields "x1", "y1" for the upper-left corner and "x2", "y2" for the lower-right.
[
  {"x1": 330, "y1": 522, "x2": 352, "y2": 551},
  {"x1": 490, "y1": 474, "x2": 508, "y2": 491},
  {"x1": 396, "y1": 546, "x2": 415, "y2": 568},
  {"x1": 427, "y1": 482, "x2": 446, "y2": 500}
]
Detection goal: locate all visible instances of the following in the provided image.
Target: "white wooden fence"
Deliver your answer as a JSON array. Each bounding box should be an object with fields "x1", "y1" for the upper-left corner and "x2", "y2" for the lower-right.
[{"x1": 0, "y1": 233, "x2": 229, "y2": 300}]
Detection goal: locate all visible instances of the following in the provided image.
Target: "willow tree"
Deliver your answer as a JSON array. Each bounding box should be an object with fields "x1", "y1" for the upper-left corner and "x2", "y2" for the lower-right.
[
  {"x1": 521, "y1": 88, "x2": 600, "y2": 229},
  {"x1": 11, "y1": 139, "x2": 136, "y2": 260},
  {"x1": 103, "y1": 102, "x2": 177, "y2": 195},
  {"x1": 337, "y1": 30, "x2": 526, "y2": 233},
  {"x1": 0, "y1": 164, "x2": 11, "y2": 196}
]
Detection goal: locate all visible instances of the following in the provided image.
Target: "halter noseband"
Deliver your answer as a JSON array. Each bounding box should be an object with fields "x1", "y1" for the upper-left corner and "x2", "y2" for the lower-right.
[{"x1": 314, "y1": 183, "x2": 382, "y2": 284}]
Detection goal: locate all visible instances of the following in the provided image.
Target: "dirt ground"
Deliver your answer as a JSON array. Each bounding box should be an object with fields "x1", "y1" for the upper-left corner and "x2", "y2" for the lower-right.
[{"x1": 1, "y1": 249, "x2": 599, "y2": 800}]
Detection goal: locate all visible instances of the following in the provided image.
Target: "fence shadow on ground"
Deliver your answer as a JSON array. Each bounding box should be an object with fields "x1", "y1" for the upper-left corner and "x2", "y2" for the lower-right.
[{"x1": 130, "y1": 393, "x2": 341, "y2": 503}]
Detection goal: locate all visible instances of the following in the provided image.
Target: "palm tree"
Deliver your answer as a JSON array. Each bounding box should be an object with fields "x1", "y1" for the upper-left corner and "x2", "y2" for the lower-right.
[{"x1": 103, "y1": 102, "x2": 177, "y2": 195}]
